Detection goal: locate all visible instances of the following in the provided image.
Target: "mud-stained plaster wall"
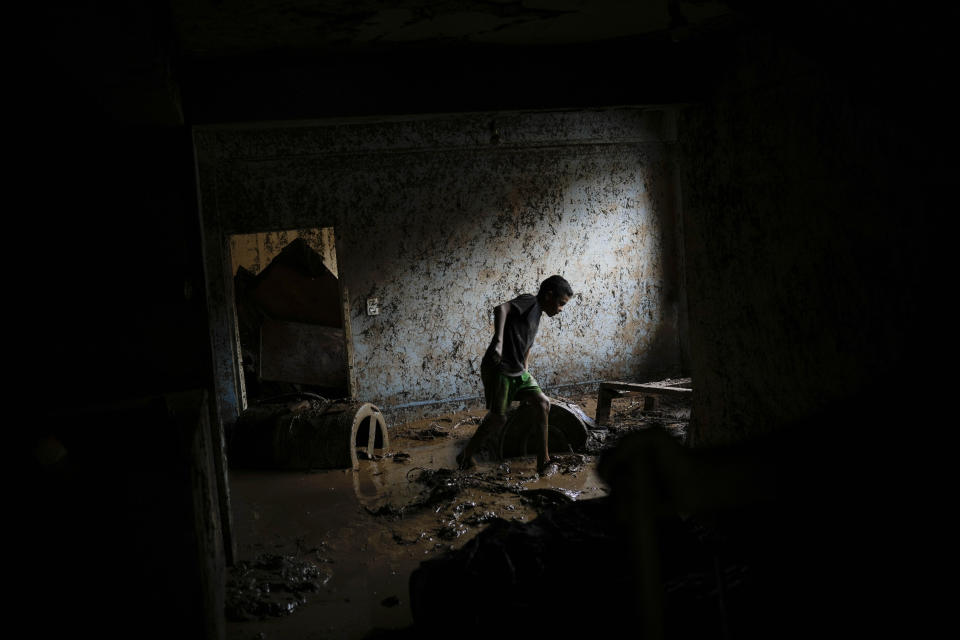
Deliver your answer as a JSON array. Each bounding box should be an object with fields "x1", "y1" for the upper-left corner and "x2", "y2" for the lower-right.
[{"x1": 195, "y1": 108, "x2": 687, "y2": 427}]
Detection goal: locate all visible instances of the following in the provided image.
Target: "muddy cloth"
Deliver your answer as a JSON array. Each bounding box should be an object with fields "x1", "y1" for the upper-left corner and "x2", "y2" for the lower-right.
[{"x1": 486, "y1": 293, "x2": 542, "y2": 375}]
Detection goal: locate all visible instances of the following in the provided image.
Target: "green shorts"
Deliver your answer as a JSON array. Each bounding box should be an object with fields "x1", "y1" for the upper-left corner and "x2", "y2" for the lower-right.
[{"x1": 481, "y1": 358, "x2": 542, "y2": 416}]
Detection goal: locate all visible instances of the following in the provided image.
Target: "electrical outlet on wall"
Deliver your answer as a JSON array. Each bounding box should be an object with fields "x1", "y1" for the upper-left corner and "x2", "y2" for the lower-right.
[{"x1": 367, "y1": 298, "x2": 379, "y2": 316}]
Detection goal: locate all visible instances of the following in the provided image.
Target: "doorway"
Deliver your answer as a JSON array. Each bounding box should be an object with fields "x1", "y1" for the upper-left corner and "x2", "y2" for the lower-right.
[{"x1": 228, "y1": 227, "x2": 352, "y2": 408}]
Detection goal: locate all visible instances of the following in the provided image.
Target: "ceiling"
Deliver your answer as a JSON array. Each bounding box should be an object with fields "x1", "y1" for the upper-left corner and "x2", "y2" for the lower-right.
[
  {"x1": 33, "y1": 1, "x2": 929, "y2": 125},
  {"x1": 26, "y1": 1, "x2": 752, "y2": 125},
  {"x1": 168, "y1": 0, "x2": 737, "y2": 59}
]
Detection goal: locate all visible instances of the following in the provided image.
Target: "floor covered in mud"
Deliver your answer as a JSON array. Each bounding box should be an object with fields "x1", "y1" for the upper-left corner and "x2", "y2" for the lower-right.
[{"x1": 225, "y1": 388, "x2": 690, "y2": 639}]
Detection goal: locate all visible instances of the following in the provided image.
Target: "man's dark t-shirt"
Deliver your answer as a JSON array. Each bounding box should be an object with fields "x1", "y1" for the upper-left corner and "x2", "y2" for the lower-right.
[{"x1": 487, "y1": 294, "x2": 542, "y2": 376}]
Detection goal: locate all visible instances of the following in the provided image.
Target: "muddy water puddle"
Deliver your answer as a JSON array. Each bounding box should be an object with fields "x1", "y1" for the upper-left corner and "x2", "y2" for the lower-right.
[{"x1": 226, "y1": 400, "x2": 611, "y2": 639}]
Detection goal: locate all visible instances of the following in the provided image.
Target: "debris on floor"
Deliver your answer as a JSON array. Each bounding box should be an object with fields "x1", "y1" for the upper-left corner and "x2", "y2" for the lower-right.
[
  {"x1": 406, "y1": 491, "x2": 762, "y2": 637},
  {"x1": 406, "y1": 424, "x2": 452, "y2": 440},
  {"x1": 225, "y1": 553, "x2": 333, "y2": 621},
  {"x1": 225, "y1": 383, "x2": 693, "y2": 639},
  {"x1": 229, "y1": 399, "x2": 389, "y2": 470},
  {"x1": 364, "y1": 466, "x2": 522, "y2": 520}
]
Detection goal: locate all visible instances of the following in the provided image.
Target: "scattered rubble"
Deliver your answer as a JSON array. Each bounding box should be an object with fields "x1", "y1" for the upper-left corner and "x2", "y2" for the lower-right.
[
  {"x1": 228, "y1": 384, "x2": 694, "y2": 634},
  {"x1": 225, "y1": 553, "x2": 332, "y2": 621},
  {"x1": 406, "y1": 424, "x2": 452, "y2": 440}
]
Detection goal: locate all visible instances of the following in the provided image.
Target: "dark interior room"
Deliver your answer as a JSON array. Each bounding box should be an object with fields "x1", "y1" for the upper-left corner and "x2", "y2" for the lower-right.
[{"x1": 21, "y1": 1, "x2": 952, "y2": 639}]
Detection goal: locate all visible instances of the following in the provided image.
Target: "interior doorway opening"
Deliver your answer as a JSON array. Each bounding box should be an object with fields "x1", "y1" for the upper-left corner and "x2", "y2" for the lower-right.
[{"x1": 228, "y1": 227, "x2": 351, "y2": 408}]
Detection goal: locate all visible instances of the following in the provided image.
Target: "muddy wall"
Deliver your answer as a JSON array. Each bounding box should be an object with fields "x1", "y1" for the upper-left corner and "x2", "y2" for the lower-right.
[
  {"x1": 678, "y1": 24, "x2": 943, "y2": 446},
  {"x1": 196, "y1": 108, "x2": 686, "y2": 425}
]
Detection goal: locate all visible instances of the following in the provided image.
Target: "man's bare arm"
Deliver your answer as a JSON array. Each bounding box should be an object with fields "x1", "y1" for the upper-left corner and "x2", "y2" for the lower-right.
[
  {"x1": 491, "y1": 302, "x2": 511, "y2": 359},
  {"x1": 524, "y1": 322, "x2": 537, "y2": 370}
]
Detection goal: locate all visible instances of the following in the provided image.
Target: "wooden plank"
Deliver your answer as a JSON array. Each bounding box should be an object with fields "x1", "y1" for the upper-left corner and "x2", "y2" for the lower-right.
[
  {"x1": 595, "y1": 378, "x2": 692, "y2": 425},
  {"x1": 599, "y1": 380, "x2": 692, "y2": 395},
  {"x1": 596, "y1": 386, "x2": 619, "y2": 425}
]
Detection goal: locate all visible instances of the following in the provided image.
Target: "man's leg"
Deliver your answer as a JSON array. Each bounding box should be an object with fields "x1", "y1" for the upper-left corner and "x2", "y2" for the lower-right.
[
  {"x1": 461, "y1": 357, "x2": 511, "y2": 469},
  {"x1": 521, "y1": 390, "x2": 552, "y2": 473},
  {"x1": 458, "y1": 411, "x2": 505, "y2": 469}
]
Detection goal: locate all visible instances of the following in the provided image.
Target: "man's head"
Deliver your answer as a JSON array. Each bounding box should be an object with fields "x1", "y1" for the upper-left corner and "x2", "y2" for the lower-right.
[{"x1": 538, "y1": 275, "x2": 573, "y2": 317}]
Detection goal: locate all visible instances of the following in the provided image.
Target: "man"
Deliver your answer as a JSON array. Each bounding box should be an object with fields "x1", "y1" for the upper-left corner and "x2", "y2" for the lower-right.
[{"x1": 458, "y1": 275, "x2": 573, "y2": 474}]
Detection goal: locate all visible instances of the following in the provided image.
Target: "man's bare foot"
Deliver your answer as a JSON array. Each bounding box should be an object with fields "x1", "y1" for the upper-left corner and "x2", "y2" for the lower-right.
[
  {"x1": 456, "y1": 450, "x2": 475, "y2": 470},
  {"x1": 537, "y1": 458, "x2": 557, "y2": 476}
]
